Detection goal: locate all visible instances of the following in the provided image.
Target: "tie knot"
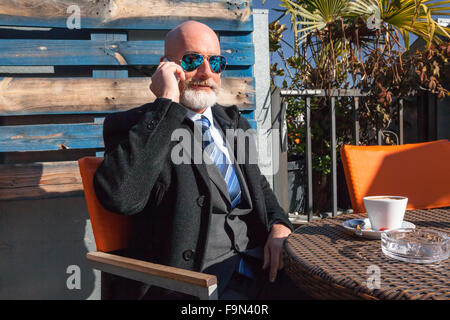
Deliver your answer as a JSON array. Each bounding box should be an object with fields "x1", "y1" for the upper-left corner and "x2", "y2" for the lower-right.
[{"x1": 197, "y1": 115, "x2": 211, "y2": 128}]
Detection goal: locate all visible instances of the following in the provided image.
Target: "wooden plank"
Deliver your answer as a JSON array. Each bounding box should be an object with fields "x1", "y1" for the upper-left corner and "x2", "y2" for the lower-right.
[
  {"x1": 0, "y1": 122, "x2": 104, "y2": 152},
  {"x1": 0, "y1": 39, "x2": 253, "y2": 66},
  {"x1": 0, "y1": 0, "x2": 252, "y2": 31},
  {"x1": 87, "y1": 251, "x2": 217, "y2": 287},
  {"x1": 0, "y1": 160, "x2": 83, "y2": 200},
  {"x1": 87, "y1": 251, "x2": 218, "y2": 299},
  {"x1": 0, "y1": 77, "x2": 254, "y2": 115},
  {"x1": 219, "y1": 32, "x2": 254, "y2": 80},
  {"x1": 0, "y1": 0, "x2": 251, "y2": 21},
  {"x1": 91, "y1": 32, "x2": 129, "y2": 79},
  {"x1": 216, "y1": 77, "x2": 255, "y2": 110}
]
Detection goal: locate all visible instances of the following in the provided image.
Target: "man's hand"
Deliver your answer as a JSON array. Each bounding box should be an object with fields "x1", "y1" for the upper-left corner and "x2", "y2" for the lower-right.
[
  {"x1": 150, "y1": 59, "x2": 186, "y2": 103},
  {"x1": 262, "y1": 223, "x2": 292, "y2": 283}
]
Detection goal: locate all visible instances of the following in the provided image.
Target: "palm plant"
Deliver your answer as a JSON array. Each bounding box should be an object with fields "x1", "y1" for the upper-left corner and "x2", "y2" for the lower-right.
[
  {"x1": 349, "y1": 0, "x2": 450, "y2": 49},
  {"x1": 279, "y1": 0, "x2": 351, "y2": 51},
  {"x1": 269, "y1": 0, "x2": 450, "y2": 94},
  {"x1": 277, "y1": 0, "x2": 450, "y2": 49}
]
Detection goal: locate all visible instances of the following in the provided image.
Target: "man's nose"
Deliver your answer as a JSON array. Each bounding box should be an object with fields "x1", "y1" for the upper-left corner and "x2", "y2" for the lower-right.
[{"x1": 195, "y1": 58, "x2": 214, "y2": 79}]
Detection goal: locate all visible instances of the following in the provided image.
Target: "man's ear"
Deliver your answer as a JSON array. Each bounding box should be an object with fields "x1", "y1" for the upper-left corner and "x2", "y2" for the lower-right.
[{"x1": 160, "y1": 56, "x2": 166, "y2": 63}]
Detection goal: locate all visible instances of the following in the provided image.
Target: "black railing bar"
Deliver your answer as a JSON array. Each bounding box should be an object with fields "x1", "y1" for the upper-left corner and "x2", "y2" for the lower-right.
[
  {"x1": 305, "y1": 97, "x2": 313, "y2": 222},
  {"x1": 353, "y1": 97, "x2": 360, "y2": 145},
  {"x1": 399, "y1": 98, "x2": 404, "y2": 144},
  {"x1": 330, "y1": 96, "x2": 338, "y2": 217}
]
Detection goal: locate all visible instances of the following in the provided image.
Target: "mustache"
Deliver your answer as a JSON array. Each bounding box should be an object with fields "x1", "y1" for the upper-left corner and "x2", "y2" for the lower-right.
[{"x1": 183, "y1": 79, "x2": 219, "y2": 90}]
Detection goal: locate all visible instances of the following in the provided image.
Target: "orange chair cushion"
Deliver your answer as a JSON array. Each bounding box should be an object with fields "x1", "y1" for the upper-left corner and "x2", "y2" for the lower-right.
[
  {"x1": 341, "y1": 140, "x2": 450, "y2": 213},
  {"x1": 78, "y1": 156, "x2": 133, "y2": 252}
]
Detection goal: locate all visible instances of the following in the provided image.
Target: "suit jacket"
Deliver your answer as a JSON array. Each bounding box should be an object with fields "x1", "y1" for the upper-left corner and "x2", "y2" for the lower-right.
[{"x1": 93, "y1": 97, "x2": 293, "y2": 273}]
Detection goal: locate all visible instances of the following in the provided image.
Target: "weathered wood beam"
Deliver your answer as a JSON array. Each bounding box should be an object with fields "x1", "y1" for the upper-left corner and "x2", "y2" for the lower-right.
[
  {"x1": 0, "y1": 39, "x2": 253, "y2": 66},
  {"x1": 0, "y1": 0, "x2": 252, "y2": 31},
  {"x1": 0, "y1": 0, "x2": 250, "y2": 21},
  {"x1": 0, "y1": 122, "x2": 104, "y2": 152},
  {"x1": 0, "y1": 161, "x2": 83, "y2": 200},
  {"x1": 0, "y1": 77, "x2": 254, "y2": 115}
]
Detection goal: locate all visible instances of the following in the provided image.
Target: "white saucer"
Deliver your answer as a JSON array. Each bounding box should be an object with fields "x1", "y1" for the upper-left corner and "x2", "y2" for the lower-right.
[{"x1": 342, "y1": 218, "x2": 416, "y2": 240}]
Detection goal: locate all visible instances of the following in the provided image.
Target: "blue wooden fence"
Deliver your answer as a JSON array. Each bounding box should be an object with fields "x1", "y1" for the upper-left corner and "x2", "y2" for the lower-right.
[{"x1": 0, "y1": 0, "x2": 257, "y2": 200}]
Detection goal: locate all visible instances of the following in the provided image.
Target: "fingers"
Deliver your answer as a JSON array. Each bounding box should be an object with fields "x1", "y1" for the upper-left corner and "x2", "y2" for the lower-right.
[
  {"x1": 270, "y1": 245, "x2": 284, "y2": 283},
  {"x1": 263, "y1": 242, "x2": 284, "y2": 283},
  {"x1": 174, "y1": 66, "x2": 186, "y2": 82},
  {"x1": 157, "y1": 61, "x2": 185, "y2": 80},
  {"x1": 279, "y1": 254, "x2": 284, "y2": 270},
  {"x1": 262, "y1": 243, "x2": 270, "y2": 270},
  {"x1": 269, "y1": 250, "x2": 279, "y2": 283},
  {"x1": 150, "y1": 61, "x2": 185, "y2": 102},
  {"x1": 262, "y1": 224, "x2": 291, "y2": 283}
]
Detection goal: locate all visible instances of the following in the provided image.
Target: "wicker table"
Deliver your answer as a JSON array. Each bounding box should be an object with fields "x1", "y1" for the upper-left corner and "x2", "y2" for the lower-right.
[{"x1": 284, "y1": 208, "x2": 450, "y2": 300}]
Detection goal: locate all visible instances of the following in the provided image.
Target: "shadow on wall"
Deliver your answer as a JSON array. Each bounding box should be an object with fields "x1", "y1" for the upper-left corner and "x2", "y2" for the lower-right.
[{"x1": 0, "y1": 195, "x2": 98, "y2": 299}]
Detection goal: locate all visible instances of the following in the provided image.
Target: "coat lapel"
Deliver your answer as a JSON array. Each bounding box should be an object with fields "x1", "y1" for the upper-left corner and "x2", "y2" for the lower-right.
[
  {"x1": 205, "y1": 161, "x2": 232, "y2": 205},
  {"x1": 211, "y1": 106, "x2": 236, "y2": 149},
  {"x1": 180, "y1": 118, "x2": 211, "y2": 193},
  {"x1": 212, "y1": 106, "x2": 261, "y2": 213},
  {"x1": 212, "y1": 105, "x2": 250, "y2": 184}
]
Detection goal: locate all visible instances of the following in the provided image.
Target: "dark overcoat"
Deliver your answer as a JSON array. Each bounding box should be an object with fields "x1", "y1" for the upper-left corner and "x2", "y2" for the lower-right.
[{"x1": 93, "y1": 98, "x2": 293, "y2": 273}]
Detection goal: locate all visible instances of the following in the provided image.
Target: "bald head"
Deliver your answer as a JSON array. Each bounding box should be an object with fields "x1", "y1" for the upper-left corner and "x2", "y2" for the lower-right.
[
  {"x1": 161, "y1": 21, "x2": 222, "y2": 113},
  {"x1": 164, "y1": 21, "x2": 221, "y2": 59}
]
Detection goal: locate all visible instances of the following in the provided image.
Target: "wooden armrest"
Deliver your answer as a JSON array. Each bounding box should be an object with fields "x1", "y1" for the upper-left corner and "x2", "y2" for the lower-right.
[
  {"x1": 87, "y1": 251, "x2": 216, "y2": 287},
  {"x1": 86, "y1": 251, "x2": 218, "y2": 299}
]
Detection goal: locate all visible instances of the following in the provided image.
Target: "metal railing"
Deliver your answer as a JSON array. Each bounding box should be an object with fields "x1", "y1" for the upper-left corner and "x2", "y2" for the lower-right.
[{"x1": 273, "y1": 88, "x2": 405, "y2": 222}]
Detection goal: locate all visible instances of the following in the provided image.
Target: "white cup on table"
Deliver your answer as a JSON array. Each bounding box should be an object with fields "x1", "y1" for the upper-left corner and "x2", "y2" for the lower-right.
[{"x1": 363, "y1": 196, "x2": 408, "y2": 231}]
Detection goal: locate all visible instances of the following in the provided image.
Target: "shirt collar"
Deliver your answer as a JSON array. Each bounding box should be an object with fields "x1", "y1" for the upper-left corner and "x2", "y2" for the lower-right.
[{"x1": 183, "y1": 106, "x2": 214, "y2": 126}]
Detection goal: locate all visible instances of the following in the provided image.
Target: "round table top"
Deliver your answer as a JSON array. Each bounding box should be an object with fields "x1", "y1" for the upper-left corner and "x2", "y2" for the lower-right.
[{"x1": 284, "y1": 208, "x2": 450, "y2": 300}]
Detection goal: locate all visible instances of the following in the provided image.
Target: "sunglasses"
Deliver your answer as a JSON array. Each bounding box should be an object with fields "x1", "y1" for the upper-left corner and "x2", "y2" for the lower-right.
[{"x1": 180, "y1": 53, "x2": 227, "y2": 73}]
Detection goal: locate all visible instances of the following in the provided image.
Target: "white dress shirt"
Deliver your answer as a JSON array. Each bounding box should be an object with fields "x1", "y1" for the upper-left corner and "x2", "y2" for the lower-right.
[{"x1": 183, "y1": 106, "x2": 233, "y2": 164}]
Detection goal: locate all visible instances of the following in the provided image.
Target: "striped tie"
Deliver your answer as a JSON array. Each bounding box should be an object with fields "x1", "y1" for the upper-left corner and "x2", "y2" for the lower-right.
[{"x1": 196, "y1": 115, "x2": 241, "y2": 208}]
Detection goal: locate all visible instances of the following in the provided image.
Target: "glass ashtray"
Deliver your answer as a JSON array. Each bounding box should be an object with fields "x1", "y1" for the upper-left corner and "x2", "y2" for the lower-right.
[{"x1": 381, "y1": 228, "x2": 449, "y2": 264}]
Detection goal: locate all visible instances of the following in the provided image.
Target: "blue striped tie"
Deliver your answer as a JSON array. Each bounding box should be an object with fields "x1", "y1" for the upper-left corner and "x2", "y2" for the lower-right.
[{"x1": 196, "y1": 116, "x2": 241, "y2": 208}]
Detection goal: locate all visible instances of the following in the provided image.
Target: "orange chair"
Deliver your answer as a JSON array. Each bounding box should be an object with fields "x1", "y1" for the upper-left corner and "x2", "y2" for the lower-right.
[
  {"x1": 341, "y1": 140, "x2": 450, "y2": 213},
  {"x1": 78, "y1": 156, "x2": 218, "y2": 300}
]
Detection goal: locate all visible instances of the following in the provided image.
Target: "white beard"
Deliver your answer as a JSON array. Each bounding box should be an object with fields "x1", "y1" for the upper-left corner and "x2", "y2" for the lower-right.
[
  {"x1": 180, "y1": 88, "x2": 217, "y2": 110},
  {"x1": 179, "y1": 79, "x2": 220, "y2": 110}
]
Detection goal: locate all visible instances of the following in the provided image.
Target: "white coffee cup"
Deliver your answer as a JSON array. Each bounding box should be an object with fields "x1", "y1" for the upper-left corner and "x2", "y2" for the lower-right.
[{"x1": 363, "y1": 196, "x2": 408, "y2": 231}]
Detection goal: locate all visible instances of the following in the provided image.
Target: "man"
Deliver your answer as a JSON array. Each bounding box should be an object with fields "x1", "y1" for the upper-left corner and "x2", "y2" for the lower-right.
[{"x1": 94, "y1": 21, "x2": 302, "y2": 299}]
